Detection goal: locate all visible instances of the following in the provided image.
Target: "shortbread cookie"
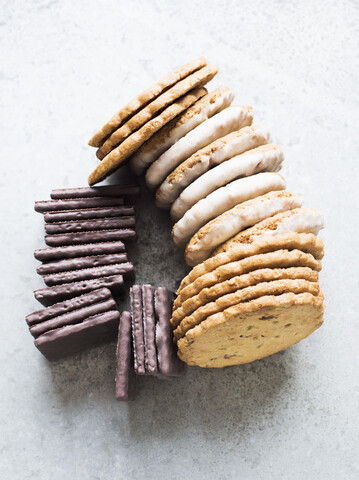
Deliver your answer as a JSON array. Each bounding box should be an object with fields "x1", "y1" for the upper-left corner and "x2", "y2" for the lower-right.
[
  {"x1": 147, "y1": 105, "x2": 253, "y2": 192},
  {"x1": 88, "y1": 88, "x2": 206, "y2": 185},
  {"x1": 171, "y1": 143, "x2": 283, "y2": 221},
  {"x1": 172, "y1": 172, "x2": 286, "y2": 248},
  {"x1": 185, "y1": 191, "x2": 303, "y2": 266},
  {"x1": 89, "y1": 57, "x2": 207, "y2": 147},
  {"x1": 156, "y1": 124, "x2": 271, "y2": 211},
  {"x1": 177, "y1": 249, "x2": 321, "y2": 309},
  {"x1": 115, "y1": 311, "x2": 136, "y2": 402},
  {"x1": 214, "y1": 208, "x2": 325, "y2": 254},
  {"x1": 96, "y1": 65, "x2": 217, "y2": 158},
  {"x1": 174, "y1": 278, "x2": 320, "y2": 340},
  {"x1": 177, "y1": 292, "x2": 324, "y2": 367},
  {"x1": 130, "y1": 87, "x2": 234, "y2": 174},
  {"x1": 172, "y1": 266, "x2": 319, "y2": 329},
  {"x1": 176, "y1": 232, "x2": 324, "y2": 298}
]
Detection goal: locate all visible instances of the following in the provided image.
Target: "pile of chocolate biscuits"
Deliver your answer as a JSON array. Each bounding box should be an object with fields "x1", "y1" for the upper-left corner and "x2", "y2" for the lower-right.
[{"x1": 87, "y1": 57, "x2": 325, "y2": 368}]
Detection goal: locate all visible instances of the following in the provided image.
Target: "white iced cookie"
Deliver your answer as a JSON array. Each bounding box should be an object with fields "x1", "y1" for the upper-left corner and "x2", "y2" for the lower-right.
[
  {"x1": 130, "y1": 87, "x2": 234, "y2": 175},
  {"x1": 213, "y1": 208, "x2": 325, "y2": 254},
  {"x1": 171, "y1": 143, "x2": 283, "y2": 221},
  {"x1": 146, "y1": 105, "x2": 253, "y2": 190},
  {"x1": 157, "y1": 125, "x2": 272, "y2": 211},
  {"x1": 184, "y1": 191, "x2": 303, "y2": 266},
  {"x1": 172, "y1": 172, "x2": 286, "y2": 248}
]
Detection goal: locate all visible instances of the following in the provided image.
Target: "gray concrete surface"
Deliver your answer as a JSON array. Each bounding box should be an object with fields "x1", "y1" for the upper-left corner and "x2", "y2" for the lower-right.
[{"x1": 1, "y1": 1, "x2": 359, "y2": 478}]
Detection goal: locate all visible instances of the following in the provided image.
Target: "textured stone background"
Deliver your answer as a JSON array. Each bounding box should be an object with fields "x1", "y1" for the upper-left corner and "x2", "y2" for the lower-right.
[{"x1": 1, "y1": 1, "x2": 359, "y2": 479}]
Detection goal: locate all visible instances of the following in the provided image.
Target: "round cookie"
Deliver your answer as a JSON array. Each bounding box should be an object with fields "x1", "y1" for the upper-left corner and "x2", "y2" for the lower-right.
[
  {"x1": 172, "y1": 172, "x2": 286, "y2": 248},
  {"x1": 88, "y1": 56, "x2": 207, "y2": 148},
  {"x1": 177, "y1": 292, "x2": 324, "y2": 367},
  {"x1": 174, "y1": 278, "x2": 320, "y2": 340},
  {"x1": 130, "y1": 87, "x2": 234, "y2": 174},
  {"x1": 213, "y1": 207, "x2": 325, "y2": 255},
  {"x1": 171, "y1": 266, "x2": 319, "y2": 329},
  {"x1": 146, "y1": 105, "x2": 254, "y2": 192},
  {"x1": 171, "y1": 143, "x2": 284, "y2": 221},
  {"x1": 88, "y1": 88, "x2": 205, "y2": 185},
  {"x1": 176, "y1": 232, "x2": 324, "y2": 299},
  {"x1": 184, "y1": 190, "x2": 303, "y2": 266}
]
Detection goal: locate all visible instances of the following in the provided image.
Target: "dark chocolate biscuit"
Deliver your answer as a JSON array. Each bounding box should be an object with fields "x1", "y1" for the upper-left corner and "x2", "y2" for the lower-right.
[
  {"x1": 44, "y1": 216, "x2": 136, "y2": 234},
  {"x1": 44, "y1": 206, "x2": 135, "y2": 223},
  {"x1": 45, "y1": 229, "x2": 136, "y2": 247},
  {"x1": 30, "y1": 297, "x2": 117, "y2": 338},
  {"x1": 43, "y1": 262, "x2": 135, "y2": 286},
  {"x1": 34, "y1": 196, "x2": 125, "y2": 213},
  {"x1": 36, "y1": 253, "x2": 128, "y2": 275},
  {"x1": 34, "y1": 310, "x2": 120, "y2": 361},
  {"x1": 141, "y1": 284, "x2": 158, "y2": 375},
  {"x1": 34, "y1": 275, "x2": 124, "y2": 306},
  {"x1": 26, "y1": 287, "x2": 112, "y2": 326},
  {"x1": 51, "y1": 184, "x2": 140, "y2": 199},
  {"x1": 155, "y1": 287, "x2": 185, "y2": 377},
  {"x1": 130, "y1": 285, "x2": 145, "y2": 375},
  {"x1": 115, "y1": 311, "x2": 136, "y2": 401},
  {"x1": 34, "y1": 241, "x2": 125, "y2": 261}
]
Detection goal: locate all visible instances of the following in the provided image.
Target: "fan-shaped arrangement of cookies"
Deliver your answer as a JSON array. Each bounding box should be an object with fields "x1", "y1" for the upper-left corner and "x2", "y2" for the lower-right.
[{"x1": 88, "y1": 57, "x2": 325, "y2": 369}]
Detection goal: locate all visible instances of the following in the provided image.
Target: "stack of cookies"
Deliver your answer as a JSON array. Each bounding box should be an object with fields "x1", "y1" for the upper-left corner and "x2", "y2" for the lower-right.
[
  {"x1": 87, "y1": 57, "x2": 325, "y2": 368},
  {"x1": 27, "y1": 184, "x2": 139, "y2": 358},
  {"x1": 115, "y1": 285, "x2": 185, "y2": 402}
]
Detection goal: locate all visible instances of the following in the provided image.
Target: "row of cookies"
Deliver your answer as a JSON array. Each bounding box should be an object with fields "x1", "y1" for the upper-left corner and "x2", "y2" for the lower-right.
[{"x1": 171, "y1": 232, "x2": 325, "y2": 367}]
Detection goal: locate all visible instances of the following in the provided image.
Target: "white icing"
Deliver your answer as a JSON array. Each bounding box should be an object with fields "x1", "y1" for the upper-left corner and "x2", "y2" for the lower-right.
[
  {"x1": 130, "y1": 88, "x2": 234, "y2": 174},
  {"x1": 146, "y1": 105, "x2": 253, "y2": 190},
  {"x1": 171, "y1": 134, "x2": 277, "y2": 221},
  {"x1": 185, "y1": 192, "x2": 303, "y2": 266},
  {"x1": 172, "y1": 172, "x2": 286, "y2": 248}
]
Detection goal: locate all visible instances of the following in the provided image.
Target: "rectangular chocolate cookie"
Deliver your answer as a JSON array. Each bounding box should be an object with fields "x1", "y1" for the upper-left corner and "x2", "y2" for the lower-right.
[
  {"x1": 115, "y1": 311, "x2": 136, "y2": 401},
  {"x1": 44, "y1": 216, "x2": 136, "y2": 234},
  {"x1": 35, "y1": 196, "x2": 125, "y2": 213},
  {"x1": 130, "y1": 285, "x2": 145, "y2": 375},
  {"x1": 45, "y1": 229, "x2": 136, "y2": 247},
  {"x1": 43, "y1": 262, "x2": 135, "y2": 286},
  {"x1": 141, "y1": 284, "x2": 158, "y2": 375},
  {"x1": 34, "y1": 310, "x2": 120, "y2": 361},
  {"x1": 51, "y1": 184, "x2": 140, "y2": 199},
  {"x1": 34, "y1": 275, "x2": 124, "y2": 306},
  {"x1": 36, "y1": 253, "x2": 128, "y2": 275},
  {"x1": 34, "y1": 241, "x2": 125, "y2": 261},
  {"x1": 44, "y1": 206, "x2": 135, "y2": 223}
]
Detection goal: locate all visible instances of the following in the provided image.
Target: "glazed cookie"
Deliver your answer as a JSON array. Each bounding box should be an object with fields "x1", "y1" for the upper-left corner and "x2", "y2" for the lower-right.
[
  {"x1": 130, "y1": 87, "x2": 233, "y2": 174},
  {"x1": 184, "y1": 191, "x2": 303, "y2": 266}
]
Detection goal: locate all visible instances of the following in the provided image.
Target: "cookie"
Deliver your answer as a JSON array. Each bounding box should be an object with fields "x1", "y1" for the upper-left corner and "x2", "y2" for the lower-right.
[
  {"x1": 130, "y1": 285, "x2": 145, "y2": 375},
  {"x1": 141, "y1": 284, "x2": 158, "y2": 375},
  {"x1": 36, "y1": 252, "x2": 128, "y2": 275},
  {"x1": 172, "y1": 266, "x2": 319, "y2": 330},
  {"x1": 96, "y1": 65, "x2": 217, "y2": 158},
  {"x1": 130, "y1": 87, "x2": 234, "y2": 174},
  {"x1": 88, "y1": 88, "x2": 207, "y2": 185},
  {"x1": 35, "y1": 196, "x2": 124, "y2": 213},
  {"x1": 88, "y1": 57, "x2": 207, "y2": 147},
  {"x1": 172, "y1": 172, "x2": 286, "y2": 248},
  {"x1": 115, "y1": 311, "x2": 136, "y2": 402},
  {"x1": 44, "y1": 216, "x2": 135, "y2": 234},
  {"x1": 50, "y1": 184, "x2": 140, "y2": 199},
  {"x1": 147, "y1": 105, "x2": 253, "y2": 192},
  {"x1": 185, "y1": 191, "x2": 303, "y2": 266},
  {"x1": 45, "y1": 228, "x2": 136, "y2": 246},
  {"x1": 34, "y1": 275, "x2": 124, "y2": 306},
  {"x1": 156, "y1": 124, "x2": 272, "y2": 211},
  {"x1": 177, "y1": 249, "x2": 322, "y2": 308},
  {"x1": 213, "y1": 207, "x2": 325, "y2": 254},
  {"x1": 34, "y1": 310, "x2": 120, "y2": 362},
  {"x1": 43, "y1": 262, "x2": 134, "y2": 286},
  {"x1": 171, "y1": 143, "x2": 284, "y2": 221},
  {"x1": 34, "y1": 240, "x2": 126, "y2": 261},
  {"x1": 44, "y1": 206, "x2": 135, "y2": 223},
  {"x1": 176, "y1": 232, "x2": 324, "y2": 298},
  {"x1": 174, "y1": 278, "x2": 320, "y2": 340},
  {"x1": 177, "y1": 292, "x2": 324, "y2": 367}
]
